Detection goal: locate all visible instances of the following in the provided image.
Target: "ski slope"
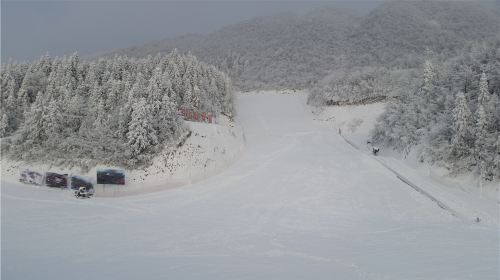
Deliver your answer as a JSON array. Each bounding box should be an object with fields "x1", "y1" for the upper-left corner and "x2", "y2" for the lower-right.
[{"x1": 1, "y1": 92, "x2": 498, "y2": 280}]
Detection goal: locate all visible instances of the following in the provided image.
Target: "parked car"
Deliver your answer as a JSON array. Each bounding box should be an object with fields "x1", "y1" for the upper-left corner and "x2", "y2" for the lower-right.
[
  {"x1": 45, "y1": 172, "x2": 68, "y2": 188},
  {"x1": 97, "y1": 169, "x2": 125, "y2": 185},
  {"x1": 70, "y1": 175, "x2": 94, "y2": 191},
  {"x1": 19, "y1": 170, "x2": 44, "y2": 186}
]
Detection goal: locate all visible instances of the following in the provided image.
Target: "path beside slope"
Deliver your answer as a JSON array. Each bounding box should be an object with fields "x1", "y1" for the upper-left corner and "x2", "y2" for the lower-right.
[{"x1": 2, "y1": 92, "x2": 498, "y2": 280}]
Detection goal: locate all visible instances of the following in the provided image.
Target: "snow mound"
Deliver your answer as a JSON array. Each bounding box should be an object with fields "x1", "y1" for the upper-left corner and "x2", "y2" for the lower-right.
[
  {"x1": 312, "y1": 102, "x2": 385, "y2": 147},
  {"x1": 121, "y1": 116, "x2": 245, "y2": 196}
]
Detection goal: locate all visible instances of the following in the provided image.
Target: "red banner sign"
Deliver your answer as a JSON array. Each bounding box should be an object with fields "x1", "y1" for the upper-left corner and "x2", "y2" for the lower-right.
[{"x1": 179, "y1": 107, "x2": 213, "y2": 124}]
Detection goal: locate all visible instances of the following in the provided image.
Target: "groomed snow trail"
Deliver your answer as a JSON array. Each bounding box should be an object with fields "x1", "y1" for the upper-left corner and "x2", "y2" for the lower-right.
[{"x1": 2, "y1": 92, "x2": 498, "y2": 280}]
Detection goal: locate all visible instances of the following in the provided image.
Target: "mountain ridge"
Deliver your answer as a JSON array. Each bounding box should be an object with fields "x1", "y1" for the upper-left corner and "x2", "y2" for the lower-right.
[{"x1": 109, "y1": 1, "x2": 500, "y2": 89}]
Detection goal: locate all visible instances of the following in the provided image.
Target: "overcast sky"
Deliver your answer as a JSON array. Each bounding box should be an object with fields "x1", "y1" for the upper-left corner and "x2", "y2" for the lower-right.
[{"x1": 1, "y1": 1, "x2": 381, "y2": 62}]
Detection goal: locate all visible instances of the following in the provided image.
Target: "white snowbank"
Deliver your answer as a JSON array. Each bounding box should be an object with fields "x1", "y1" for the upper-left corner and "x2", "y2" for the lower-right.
[
  {"x1": 1, "y1": 115, "x2": 245, "y2": 196},
  {"x1": 312, "y1": 102, "x2": 385, "y2": 148}
]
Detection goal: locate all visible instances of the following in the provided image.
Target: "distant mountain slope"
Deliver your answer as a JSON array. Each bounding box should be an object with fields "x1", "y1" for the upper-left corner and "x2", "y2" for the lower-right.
[
  {"x1": 111, "y1": 1, "x2": 500, "y2": 89},
  {"x1": 113, "y1": 8, "x2": 357, "y2": 89},
  {"x1": 349, "y1": 1, "x2": 500, "y2": 67}
]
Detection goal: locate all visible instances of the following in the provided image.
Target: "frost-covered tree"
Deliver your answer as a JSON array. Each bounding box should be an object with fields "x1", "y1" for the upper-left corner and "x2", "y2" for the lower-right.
[
  {"x1": 477, "y1": 72, "x2": 490, "y2": 105},
  {"x1": 451, "y1": 91, "x2": 473, "y2": 166},
  {"x1": 126, "y1": 98, "x2": 158, "y2": 161},
  {"x1": 0, "y1": 113, "x2": 9, "y2": 137},
  {"x1": 494, "y1": 136, "x2": 500, "y2": 179},
  {"x1": 18, "y1": 93, "x2": 47, "y2": 145},
  {"x1": 474, "y1": 73, "x2": 493, "y2": 179}
]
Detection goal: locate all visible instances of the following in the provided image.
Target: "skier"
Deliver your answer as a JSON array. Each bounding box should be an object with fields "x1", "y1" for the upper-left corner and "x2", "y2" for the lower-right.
[{"x1": 367, "y1": 140, "x2": 380, "y2": 155}]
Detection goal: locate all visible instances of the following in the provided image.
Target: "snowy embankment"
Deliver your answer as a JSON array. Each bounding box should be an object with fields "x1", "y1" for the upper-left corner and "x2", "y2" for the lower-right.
[
  {"x1": 1, "y1": 115, "x2": 245, "y2": 196},
  {"x1": 2, "y1": 91, "x2": 498, "y2": 280},
  {"x1": 314, "y1": 103, "x2": 499, "y2": 226}
]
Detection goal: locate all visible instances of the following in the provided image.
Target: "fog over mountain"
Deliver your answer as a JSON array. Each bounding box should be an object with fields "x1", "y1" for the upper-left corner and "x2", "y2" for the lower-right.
[
  {"x1": 112, "y1": 1, "x2": 500, "y2": 90},
  {"x1": 1, "y1": 1, "x2": 380, "y2": 62}
]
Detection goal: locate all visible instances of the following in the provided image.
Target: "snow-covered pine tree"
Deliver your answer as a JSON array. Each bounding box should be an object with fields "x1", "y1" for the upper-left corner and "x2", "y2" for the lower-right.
[
  {"x1": 0, "y1": 113, "x2": 9, "y2": 137},
  {"x1": 475, "y1": 73, "x2": 492, "y2": 180},
  {"x1": 478, "y1": 72, "x2": 490, "y2": 105},
  {"x1": 182, "y1": 79, "x2": 194, "y2": 109},
  {"x1": 451, "y1": 91, "x2": 473, "y2": 166},
  {"x1": 147, "y1": 66, "x2": 164, "y2": 114},
  {"x1": 494, "y1": 135, "x2": 500, "y2": 179},
  {"x1": 126, "y1": 98, "x2": 158, "y2": 161},
  {"x1": 417, "y1": 59, "x2": 438, "y2": 131},
  {"x1": 18, "y1": 93, "x2": 47, "y2": 145},
  {"x1": 118, "y1": 90, "x2": 135, "y2": 140},
  {"x1": 422, "y1": 60, "x2": 435, "y2": 93},
  {"x1": 157, "y1": 94, "x2": 182, "y2": 141},
  {"x1": 475, "y1": 105, "x2": 488, "y2": 153},
  {"x1": 3, "y1": 78, "x2": 20, "y2": 131},
  {"x1": 129, "y1": 73, "x2": 148, "y2": 99},
  {"x1": 43, "y1": 97, "x2": 65, "y2": 148}
]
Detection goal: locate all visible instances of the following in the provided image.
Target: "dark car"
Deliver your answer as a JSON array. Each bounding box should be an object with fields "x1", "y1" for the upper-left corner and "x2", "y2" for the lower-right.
[
  {"x1": 97, "y1": 169, "x2": 125, "y2": 185},
  {"x1": 45, "y1": 172, "x2": 68, "y2": 188},
  {"x1": 70, "y1": 176, "x2": 94, "y2": 191}
]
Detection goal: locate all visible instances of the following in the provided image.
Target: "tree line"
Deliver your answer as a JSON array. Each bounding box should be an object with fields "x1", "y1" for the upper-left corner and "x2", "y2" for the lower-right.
[
  {"x1": 0, "y1": 50, "x2": 234, "y2": 170},
  {"x1": 372, "y1": 43, "x2": 500, "y2": 180}
]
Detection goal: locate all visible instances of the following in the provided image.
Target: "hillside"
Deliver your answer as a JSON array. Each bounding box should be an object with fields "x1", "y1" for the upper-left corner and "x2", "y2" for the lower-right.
[
  {"x1": 349, "y1": 1, "x2": 500, "y2": 67},
  {"x1": 111, "y1": 1, "x2": 500, "y2": 90},
  {"x1": 113, "y1": 8, "x2": 357, "y2": 89}
]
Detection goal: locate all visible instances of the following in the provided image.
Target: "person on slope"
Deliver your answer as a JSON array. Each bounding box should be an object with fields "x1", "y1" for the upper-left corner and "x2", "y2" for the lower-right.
[{"x1": 367, "y1": 140, "x2": 380, "y2": 155}]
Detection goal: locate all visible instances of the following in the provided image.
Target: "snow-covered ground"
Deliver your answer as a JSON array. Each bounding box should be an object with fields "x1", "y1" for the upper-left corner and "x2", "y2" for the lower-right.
[{"x1": 2, "y1": 92, "x2": 499, "y2": 280}]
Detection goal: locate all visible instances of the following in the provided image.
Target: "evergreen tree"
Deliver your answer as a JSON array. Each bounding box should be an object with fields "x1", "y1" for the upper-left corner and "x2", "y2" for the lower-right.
[
  {"x1": 478, "y1": 72, "x2": 490, "y2": 105},
  {"x1": 451, "y1": 91, "x2": 473, "y2": 164},
  {"x1": 0, "y1": 113, "x2": 9, "y2": 137},
  {"x1": 474, "y1": 105, "x2": 493, "y2": 180},
  {"x1": 19, "y1": 93, "x2": 47, "y2": 144},
  {"x1": 43, "y1": 97, "x2": 64, "y2": 147},
  {"x1": 494, "y1": 135, "x2": 500, "y2": 178},
  {"x1": 475, "y1": 73, "x2": 492, "y2": 179},
  {"x1": 127, "y1": 98, "x2": 158, "y2": 159}
]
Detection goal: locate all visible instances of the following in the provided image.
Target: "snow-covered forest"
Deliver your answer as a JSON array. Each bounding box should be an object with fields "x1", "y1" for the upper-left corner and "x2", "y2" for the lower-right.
[
  {"x1": 307, "y1": 67, "x2": 420, "y2": 106},
  {"x1": 372, "y1": 42, "x2": 500, "y2": 180},
  {"x1": 0, "y1": 50, "x2": 234, "y2": 169},
  {"x1": 112, "y1": 1, "x2": 500, "y2": 90}
]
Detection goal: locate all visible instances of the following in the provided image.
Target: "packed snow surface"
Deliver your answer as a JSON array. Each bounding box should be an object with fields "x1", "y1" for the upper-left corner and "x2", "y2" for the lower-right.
[{"x1": 2, "y1": 92, "x2": 498, "y2": 279}]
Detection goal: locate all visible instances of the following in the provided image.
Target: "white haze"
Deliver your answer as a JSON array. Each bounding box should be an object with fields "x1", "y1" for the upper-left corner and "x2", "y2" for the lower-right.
[{"x1": 1, "y1": 0, "x2": 381, "y2": 62}]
